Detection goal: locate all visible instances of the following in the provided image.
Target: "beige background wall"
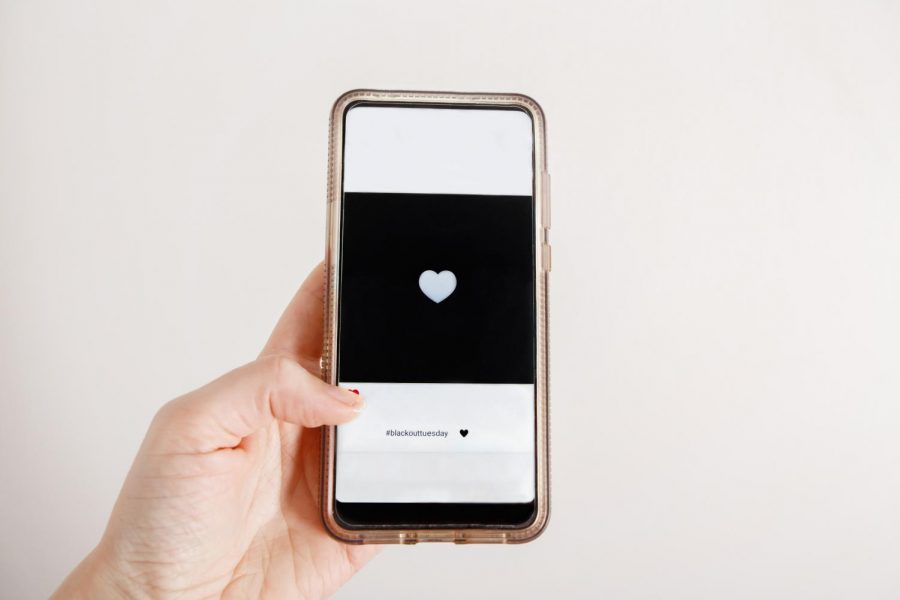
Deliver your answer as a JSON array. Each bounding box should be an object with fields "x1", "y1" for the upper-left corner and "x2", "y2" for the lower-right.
[{"x1": 2, "y1": 1, "x2": 899, "y2": 598}]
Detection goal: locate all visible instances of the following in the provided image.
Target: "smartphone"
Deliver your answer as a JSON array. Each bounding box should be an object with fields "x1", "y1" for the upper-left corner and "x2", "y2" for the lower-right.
[{"x1": 321, "y1": 90, "x2": 550, "y2": 544}]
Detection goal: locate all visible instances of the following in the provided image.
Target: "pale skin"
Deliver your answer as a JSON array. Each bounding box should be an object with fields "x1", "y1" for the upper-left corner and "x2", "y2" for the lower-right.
[{"x1": 53, "y1": 263, "x2": 379, "y2": 599}]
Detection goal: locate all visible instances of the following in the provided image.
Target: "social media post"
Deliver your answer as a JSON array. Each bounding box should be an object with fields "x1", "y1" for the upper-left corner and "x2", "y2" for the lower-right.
[
  {"x1": 334, "y1": 104, "x2": 538, "y2": 509},
  {"x1": 335, "y1": 383, "x2": 535, "y2": 503}
]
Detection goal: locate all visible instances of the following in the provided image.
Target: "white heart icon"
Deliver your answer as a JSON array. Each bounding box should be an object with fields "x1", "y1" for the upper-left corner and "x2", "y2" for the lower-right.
[{"x1": 418, "y1": 270, "x2": 457, "y2": 303}]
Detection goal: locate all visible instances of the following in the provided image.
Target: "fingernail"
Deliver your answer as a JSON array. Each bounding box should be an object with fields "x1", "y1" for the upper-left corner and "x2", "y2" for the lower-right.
[{"x1": 332, "y1": 387, "x2": 365, "y2": 412}]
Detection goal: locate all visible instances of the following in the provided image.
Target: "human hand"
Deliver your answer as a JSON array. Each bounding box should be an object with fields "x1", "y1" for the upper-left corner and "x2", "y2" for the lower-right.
[{"x1": 53, "y1": 263, "x2": 378, "y2": 599}]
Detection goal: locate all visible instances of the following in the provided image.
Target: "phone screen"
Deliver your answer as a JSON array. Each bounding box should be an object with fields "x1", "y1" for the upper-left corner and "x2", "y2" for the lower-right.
[{"x1": 334, "y1": 104, "x2": 536, "y2": 528}]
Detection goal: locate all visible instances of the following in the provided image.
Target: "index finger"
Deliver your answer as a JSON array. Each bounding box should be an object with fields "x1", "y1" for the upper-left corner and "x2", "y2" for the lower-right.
[{"x1": 261, "y1": 261, "x2": 326, "y2": 373}]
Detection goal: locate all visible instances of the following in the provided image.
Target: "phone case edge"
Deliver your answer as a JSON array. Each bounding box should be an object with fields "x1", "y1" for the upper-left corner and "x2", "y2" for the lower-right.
[{"x1": 320, "y1": 89, "x2": 550, "y2": 545}]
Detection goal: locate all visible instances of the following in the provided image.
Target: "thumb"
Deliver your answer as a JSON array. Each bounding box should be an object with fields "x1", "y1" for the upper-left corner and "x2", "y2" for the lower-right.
[{"x1": 151, "y1": 355, "x2": 365, "y2": 453}]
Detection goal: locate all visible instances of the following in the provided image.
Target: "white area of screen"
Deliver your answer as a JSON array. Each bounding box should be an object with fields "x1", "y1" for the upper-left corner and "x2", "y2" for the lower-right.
[
  {"x1": 343, "y1": 105, "x2": 534, "y2": 195},
  {"x1": 336, "y1": 383, "x2": 535, "y2": 503}
]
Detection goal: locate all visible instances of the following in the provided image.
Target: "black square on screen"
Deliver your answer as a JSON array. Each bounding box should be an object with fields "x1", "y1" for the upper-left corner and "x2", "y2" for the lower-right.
[{"x1": 337, "y1": 192, "x2": 535, "y2": 384}]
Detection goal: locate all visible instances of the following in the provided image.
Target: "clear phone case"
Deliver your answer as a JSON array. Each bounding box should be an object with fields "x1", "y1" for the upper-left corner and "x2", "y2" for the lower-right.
[{"x1": 320, "y1": 90, "x2": 550, "y2": 544}]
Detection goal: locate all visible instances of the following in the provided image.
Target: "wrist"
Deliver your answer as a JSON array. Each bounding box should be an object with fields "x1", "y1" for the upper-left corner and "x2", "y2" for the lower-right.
[{"x1": 52, "y1": 545, "x2": 141, "y2": 600}]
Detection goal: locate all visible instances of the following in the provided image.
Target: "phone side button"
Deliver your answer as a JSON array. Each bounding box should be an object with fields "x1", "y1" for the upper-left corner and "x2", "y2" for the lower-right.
[
  {"x1": 542, "y1": 172, "x2": 551, "y2": 228},
  {"x1": 542, "y1": 243, "x2": 552, "y2": 272}
]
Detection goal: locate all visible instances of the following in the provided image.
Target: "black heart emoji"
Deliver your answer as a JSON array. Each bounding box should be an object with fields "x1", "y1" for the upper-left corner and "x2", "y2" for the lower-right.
[{"x1": 459, "y1": 429, "x2": 469, "y2": 438}]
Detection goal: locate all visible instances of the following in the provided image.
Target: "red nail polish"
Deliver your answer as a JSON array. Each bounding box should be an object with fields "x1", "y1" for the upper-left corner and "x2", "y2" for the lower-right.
[{"x1": 348, "y1": 388, "x2": 359, "y2": 395}]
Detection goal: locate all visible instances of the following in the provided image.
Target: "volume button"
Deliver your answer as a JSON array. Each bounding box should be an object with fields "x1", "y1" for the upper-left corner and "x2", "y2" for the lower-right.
[
  {"x1": 542, "y1": 244, "x2": 552, "y2": 272},
  {"x1": 542, "y1": 172, "x2": 551, "y2": 228}
]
